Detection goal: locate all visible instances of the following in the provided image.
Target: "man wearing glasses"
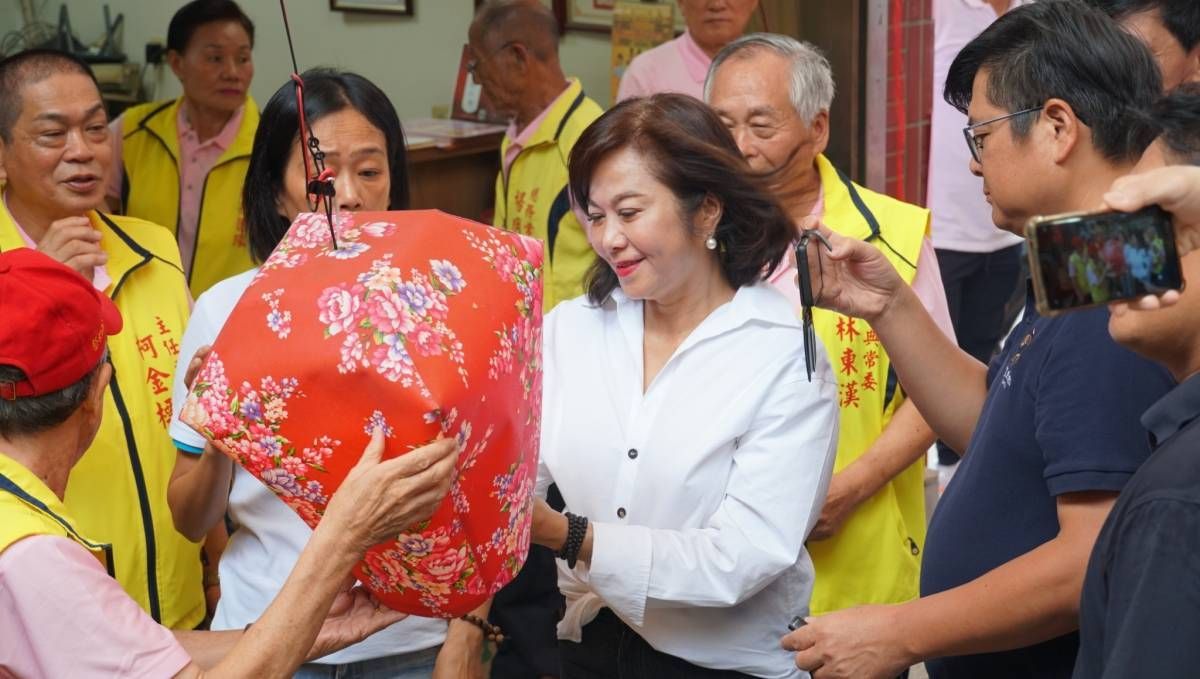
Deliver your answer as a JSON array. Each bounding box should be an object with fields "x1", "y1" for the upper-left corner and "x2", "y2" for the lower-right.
[
  {"x1": 782, "y1": 3, "x2": 1174, "y2": 678},
  {"x1": 466, "y1": 0, "x2": 602, "y2": 313},
  {"x1": 926, "y1": 0, "x2": 1031, "y2": 480}
]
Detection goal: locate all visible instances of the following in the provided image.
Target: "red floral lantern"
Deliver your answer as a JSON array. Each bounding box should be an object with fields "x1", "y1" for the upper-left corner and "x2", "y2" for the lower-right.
[{"x1": 181, "y1": 210, "x2": 543, "y2": 617}]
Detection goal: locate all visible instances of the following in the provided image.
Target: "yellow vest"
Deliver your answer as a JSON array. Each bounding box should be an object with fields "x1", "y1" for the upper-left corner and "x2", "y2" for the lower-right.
[
  {"x1": 0, "y1": 207, "x2": 205, "y2": 629},
  {"x1": 0, "y1": 452, "x2": 113, "y2": 574},
  {"x1": 494, "y1": 79, "x2": 603, "y2": 311},
  {"x1": 119, "y1": 97, "x2": 259, "y2": 297},
  {"x1": 807, "y1": 154, "x2": 931, "y2": 615}
]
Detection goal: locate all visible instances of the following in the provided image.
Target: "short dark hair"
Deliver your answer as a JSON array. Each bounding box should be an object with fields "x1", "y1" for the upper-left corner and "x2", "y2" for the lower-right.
[
  {"x1": 1082, "y1": 0, "x2": 1200, "y2": 50},
  {"x1": 568, "y1": 93, "x2": 793, "y2": 305},
  {"x1": 945, "y1": 0, "x2": 1162, "y2": 164},
  {"x1": 242, "y1": 68, "x2": 411, "y2": 264},
  {"x1": 1149, "y1": 83, "x2": 1200, "y2": 165},
  {"x1": 0, "y1": 361, "x2": 101, "y2": 439},
  {"x1": 167, "y1": 0, "x2": 255, "y2": 54},
  {"x1": 0, "y1": 49, "x2": 99, "y2": 143}
]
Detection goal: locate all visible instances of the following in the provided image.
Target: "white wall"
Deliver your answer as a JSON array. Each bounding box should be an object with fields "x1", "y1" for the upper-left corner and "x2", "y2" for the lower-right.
[{"x1": 3, "y1": 0, "x2": 613, "y2": 119}]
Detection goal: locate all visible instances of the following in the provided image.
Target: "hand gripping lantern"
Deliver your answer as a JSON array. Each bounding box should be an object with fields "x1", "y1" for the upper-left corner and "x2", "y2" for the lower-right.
[{"x1": 181, "y1": 209, "x2": 545, "y2": 617}]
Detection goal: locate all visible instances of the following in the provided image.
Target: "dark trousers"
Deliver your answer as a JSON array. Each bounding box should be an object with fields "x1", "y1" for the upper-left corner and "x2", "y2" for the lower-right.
[
  {"x1": 560, "y1": 608, "x2": 755, "y2": 679},
  {"x1": 935, "y1": 244, "x2": 1024, "y2": 465}
]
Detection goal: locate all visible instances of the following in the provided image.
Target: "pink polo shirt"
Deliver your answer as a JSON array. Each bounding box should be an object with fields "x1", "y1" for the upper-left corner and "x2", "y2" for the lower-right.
[
  {"x1": 502, "y1": 82, "x2": 573, "y2": 181},
  {"x1": 0, "y1": 535, "x2": 191, "y2": 679},
  {"x1": 108, "y1": 102, "x2": 246, "y2": 277},
  {"x1": 767, "y1": 187, "x2": 957, "y2": 340},
  {"x1": 617, "y1": 31, "x2": 712, "y2": 102},
  {"x1": 927, "y1": 0, "x2": 1027, "y2": 253}
]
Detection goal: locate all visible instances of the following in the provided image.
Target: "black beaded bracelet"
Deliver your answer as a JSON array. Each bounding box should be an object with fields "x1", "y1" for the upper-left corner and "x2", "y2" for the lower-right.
[{"x1": 556, "y1": 511, "x2": 588, "y2": 569}]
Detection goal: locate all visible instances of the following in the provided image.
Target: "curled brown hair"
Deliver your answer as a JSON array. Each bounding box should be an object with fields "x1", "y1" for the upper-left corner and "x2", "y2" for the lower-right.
[{"x1": 568, "y1": 93, "x2": 794, "y2": 305}]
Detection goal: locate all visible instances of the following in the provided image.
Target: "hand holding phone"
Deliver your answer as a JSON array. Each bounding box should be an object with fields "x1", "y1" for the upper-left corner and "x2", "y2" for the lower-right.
[{"x1": 1026, "y1": 205, "x2": 1183, "y2": 316}]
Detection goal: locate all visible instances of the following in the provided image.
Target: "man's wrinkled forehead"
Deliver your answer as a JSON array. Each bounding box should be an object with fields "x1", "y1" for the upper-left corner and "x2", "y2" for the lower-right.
[
  {"x1": 710, "y1": 52, "x2": 794, "y2": 114},
  {"x1": 19, "y1": 75, "x2": 104, "y2": 125}
]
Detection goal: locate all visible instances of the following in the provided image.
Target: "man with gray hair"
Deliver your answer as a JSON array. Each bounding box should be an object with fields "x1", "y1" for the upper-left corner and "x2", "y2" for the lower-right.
[{"x1": 706, "y1": 34, "x2": 954, "y2": 625}]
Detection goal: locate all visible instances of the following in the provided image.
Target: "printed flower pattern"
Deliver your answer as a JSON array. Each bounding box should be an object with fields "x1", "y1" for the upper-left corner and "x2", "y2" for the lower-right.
[
  {"x1": 465, "y1": 229, "x2": 544, "y2": 428},
  {"x1": 262, "y1": 289, "x2": 292, "y2": 339},
  {"x1": 316, "y1": 255, "x2": 469, "y2": 398},
  {"x1": 183, "y1": 352, "x2": 335, "y2": 522},
  {"x1": 181, "y1": 211, "x2": 543, "y2": 618},
  {"x1": 355, "y1": 411, "x2": 503, "y2": 612},
  {"x1": 486, "y1": 460, "x2": 534, "y2": 572}
]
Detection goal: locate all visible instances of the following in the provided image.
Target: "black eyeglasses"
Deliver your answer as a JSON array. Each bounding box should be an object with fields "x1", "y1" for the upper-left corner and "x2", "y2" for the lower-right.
[
  {"x1": 962, "y1": 106, "x2": 1043, "y2": 164},
  {"x1": 466, "y1": 41, "x2": 517, "y2": 75}
]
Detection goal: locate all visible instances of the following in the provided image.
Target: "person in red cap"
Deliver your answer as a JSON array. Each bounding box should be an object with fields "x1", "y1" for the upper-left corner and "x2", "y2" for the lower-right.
[
  {"x1": 0, "y1": 48, "x2": 207, "y2": 629},
  {"x1": 0, "y1": 247, "x2": 461, "y2": 678}
]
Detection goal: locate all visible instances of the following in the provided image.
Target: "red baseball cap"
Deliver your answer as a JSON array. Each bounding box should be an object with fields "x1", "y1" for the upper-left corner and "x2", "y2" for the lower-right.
[{"x1": 0, "y1": 248, "x2": 122, "y2": 400}]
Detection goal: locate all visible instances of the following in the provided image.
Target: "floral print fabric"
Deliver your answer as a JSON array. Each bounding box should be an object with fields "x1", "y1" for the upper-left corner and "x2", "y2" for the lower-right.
[{"x1": 181, "y1": 210, "x2": 543, "y2": 617}]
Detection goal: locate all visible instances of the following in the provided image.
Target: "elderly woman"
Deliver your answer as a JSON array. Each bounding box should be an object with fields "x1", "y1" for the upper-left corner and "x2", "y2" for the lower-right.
[
  {"x1": 529, "y1": 93, "x2": 839, "y2": 678},
  {"x1": 165, "y1": 69, "x2": 486, "y2": 679},
  {"x1": 108, "y1": 0, "x2": 259, "y2": 296}
]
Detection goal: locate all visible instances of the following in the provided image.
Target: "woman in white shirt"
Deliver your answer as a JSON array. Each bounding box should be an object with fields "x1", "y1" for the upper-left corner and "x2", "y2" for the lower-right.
[
  {"x1": 165, "y1": 69, "x2": 485, "y2": 679},
  {"x1": 529, "y1": 93, "x2": 840, "y2": 679}
]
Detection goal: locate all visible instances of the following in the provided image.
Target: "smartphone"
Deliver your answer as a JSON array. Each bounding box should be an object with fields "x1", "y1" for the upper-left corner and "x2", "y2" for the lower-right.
[{"x1": 1026, "y1": 205, "x2": 1184, "y2": 316}]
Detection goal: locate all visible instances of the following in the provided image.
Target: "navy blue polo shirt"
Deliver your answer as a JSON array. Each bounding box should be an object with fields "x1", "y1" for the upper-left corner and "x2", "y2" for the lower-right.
[{"x1": 921, "y1": 288, "x2": 1174, "y2": 679}]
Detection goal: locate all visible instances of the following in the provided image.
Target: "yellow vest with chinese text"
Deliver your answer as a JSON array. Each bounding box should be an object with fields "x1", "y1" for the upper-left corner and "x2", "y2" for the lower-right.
[
  {"x1": 0, "y1": 452, "x2": 114, "y2": 575},
  {"x1": 494, "y1": 79, "x2": 603, "y2": 312},
  {"x1": 0, "y1": 207, "x2": 204, "y2": 629},
  {"x1": 807, "y1": 154, "x2": 931, "y2": 615},
  {"x1": 120, "y1": 97, "x2": 258, "y2": 297}
]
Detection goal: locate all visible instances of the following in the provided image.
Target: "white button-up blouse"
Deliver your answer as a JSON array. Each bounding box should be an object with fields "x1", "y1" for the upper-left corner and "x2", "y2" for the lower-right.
[{"x1": 537, "y1": 283, "x2": 839, "y2": 678}]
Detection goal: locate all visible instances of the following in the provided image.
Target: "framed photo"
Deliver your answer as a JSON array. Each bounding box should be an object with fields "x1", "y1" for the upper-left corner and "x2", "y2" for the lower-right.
[
  {"x1": 552, "y1": 0, "x2": 685, "y2": 34},
  {"x1": 329, "y1": 0, "x2": 413, "y2": 16}
]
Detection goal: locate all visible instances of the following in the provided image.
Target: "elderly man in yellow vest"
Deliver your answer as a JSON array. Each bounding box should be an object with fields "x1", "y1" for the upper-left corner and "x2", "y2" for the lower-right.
[
  {"x1": 0, "y1": 49, "x2": 204, "y2": 629},
  {"x1": 468, "y1": 0, "x2": 603, "y2": 312},
  {"x1": 706, "y1": 34, "x2": 955, "y2": 616},
  {"x1": 108, "y1": 0, "x2": 258, "y2": 297}
]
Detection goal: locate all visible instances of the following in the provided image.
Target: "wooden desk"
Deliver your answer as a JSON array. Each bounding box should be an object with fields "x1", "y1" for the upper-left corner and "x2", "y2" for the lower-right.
[{"x1": 407, "y1": 133, "x2": 503, "y2": 223}]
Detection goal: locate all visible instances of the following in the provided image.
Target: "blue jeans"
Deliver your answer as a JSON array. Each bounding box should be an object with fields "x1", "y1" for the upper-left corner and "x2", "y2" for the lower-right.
[{"x1": 293, "y1": 645, "x2": 440, "y2": 679}]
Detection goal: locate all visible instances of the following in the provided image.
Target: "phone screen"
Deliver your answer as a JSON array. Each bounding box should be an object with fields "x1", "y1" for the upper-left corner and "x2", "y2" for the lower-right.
[{"x1": 1029, "y1": 206, "x2": 1183, "y2": 313}]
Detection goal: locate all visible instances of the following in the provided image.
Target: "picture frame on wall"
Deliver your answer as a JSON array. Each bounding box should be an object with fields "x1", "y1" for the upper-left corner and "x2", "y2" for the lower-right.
[
  {"x1": 552, "y1": 0, "x2": 685, "y2": 34},
  {"x1": 329, "y1": 0, "x2": 414, "y2": 16}
]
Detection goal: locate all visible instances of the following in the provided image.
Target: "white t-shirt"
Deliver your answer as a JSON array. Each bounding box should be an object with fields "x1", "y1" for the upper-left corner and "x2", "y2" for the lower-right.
[
  {"x1": 169, "y1": 268, "x2": 447, "y2": 664},
  {"x1": 537, "y1": 285, "x2": 840, "y2": 678},
  {"x1": 927, "y1": 0, "x2": 1026, "y2": 253}
]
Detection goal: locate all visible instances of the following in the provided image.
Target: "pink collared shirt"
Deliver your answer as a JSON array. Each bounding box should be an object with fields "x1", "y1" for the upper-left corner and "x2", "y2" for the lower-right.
[
  {"x1": 927, "y1": 0, "x2": 1027, "y2": 253},
  {"x1": 2, "y1": 191, "x2": 111, "y2": 292},
  {"x1": 0, "y1": 535, "x2": 191, "y2": 679},
  {"x1": 616, "y1": 31, "x2": 712, "y2": 102},
  {"x1": 767, "y1": 186, "x2": 957, "y2": 340},
  {"x1": 108, "y1": 102, "x2": 246, "y2": 276},
  {"x1": 502, "y1": 82, "x2": 573, "y2": 181}
]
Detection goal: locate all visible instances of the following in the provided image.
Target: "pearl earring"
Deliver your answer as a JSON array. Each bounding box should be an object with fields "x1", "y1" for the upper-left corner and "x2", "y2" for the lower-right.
[{"x1": 705, "y1": 234, "x2": 718, "y2": 250}]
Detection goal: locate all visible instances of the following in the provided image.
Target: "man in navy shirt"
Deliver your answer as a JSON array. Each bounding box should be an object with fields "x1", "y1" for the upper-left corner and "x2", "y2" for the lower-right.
[
  {"x1": 1074, "y1": 85, "x2": 1200, "y2": 678},
  {"x1": 783, "y1": 3, "x2": 1174, "y2": 678}
]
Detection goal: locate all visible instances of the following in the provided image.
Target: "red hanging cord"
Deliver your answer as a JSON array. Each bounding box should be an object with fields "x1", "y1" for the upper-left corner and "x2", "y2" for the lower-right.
[{"x1": 280, "y1": 0, "x2": 338, "y2": 248}]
